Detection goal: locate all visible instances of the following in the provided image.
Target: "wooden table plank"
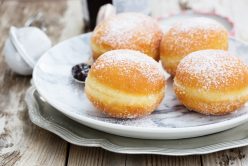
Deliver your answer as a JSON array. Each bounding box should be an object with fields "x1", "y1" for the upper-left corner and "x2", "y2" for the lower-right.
[
  {"x1": 126, "y1": 154, "x2": 201, "y2": 166},
  {"x1": 67, "y1": 146, "x2": 201, "y2": 166},
  {"x1": 201, "y1": 149, "x2": 246, "y2": 166},
  {"x1": 67, "y1": 146, "x2": 126, "y2": 166},
  {"x1": 0, "y1": 0, "x2": 82, "y2": 165}
]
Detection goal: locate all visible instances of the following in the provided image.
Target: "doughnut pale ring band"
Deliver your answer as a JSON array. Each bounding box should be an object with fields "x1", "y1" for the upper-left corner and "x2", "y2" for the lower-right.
[
  {"x1": 91, "y1": 13, "x2": 163, "y2": 60},
  {"x1": 174, "y1": 50, "x2": 248, "y2": 115},
  {"x1": 160, "y1": 17, "x2": 228, "y2": 76},
  {"x1": 85, "y1": 50, "x2": 166, "y2": 118}
]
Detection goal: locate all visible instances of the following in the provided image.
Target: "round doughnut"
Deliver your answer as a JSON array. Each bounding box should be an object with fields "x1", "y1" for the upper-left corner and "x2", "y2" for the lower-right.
[
  {"x1": 91, "y1": 12, "x2": 163, "y2": 60},
  {"x1": 85, "y1": 49, "x2": 166, "y2": 118},
  {"x1": 174, "y1": 50, "x2": 248, "y2": 115},
  {"x1": 160, "y1": 17, "x2": 228, "y2": 76}
]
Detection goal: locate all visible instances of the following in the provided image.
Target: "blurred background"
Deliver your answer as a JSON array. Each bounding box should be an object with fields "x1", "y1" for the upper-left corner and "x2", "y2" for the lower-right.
[
  {"x1": 0, "y1": 0, "x2": 248, "y2": 78},
  {"x1": 1, "y1": 0, "x2": 248, "y2": 44}
]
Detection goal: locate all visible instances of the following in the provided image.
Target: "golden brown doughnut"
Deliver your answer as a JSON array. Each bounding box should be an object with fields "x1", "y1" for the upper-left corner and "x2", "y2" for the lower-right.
[
  {"x1": 160, "y1": 17, "x2": 228, "y2": 76},
  {"x1": 85, "y1": 49, "x2": 166, "y2": 118},
  {"x1": 91, "y1": 12, "x2": 163, "y2": 60},
  {"x1": 174, "y1": 50, "x2": 248, "y2": 115}
]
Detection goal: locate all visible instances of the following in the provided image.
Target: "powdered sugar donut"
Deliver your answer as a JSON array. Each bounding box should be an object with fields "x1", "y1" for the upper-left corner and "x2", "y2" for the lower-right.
[
  {"x1": 160, "y1": 17, "x2": 228, "y2": 76},
  {"x1": 85, "y1": 49, "x2": 166, "y2": 118},
  {"x1": 91, "y1": 12, "x2": 163, "y2": 60},
  {"x1": 174, "y1": 50, "x2": 248, "y2": 115}
]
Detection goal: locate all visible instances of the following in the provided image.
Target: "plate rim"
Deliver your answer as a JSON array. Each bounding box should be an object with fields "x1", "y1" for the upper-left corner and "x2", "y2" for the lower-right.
[
  {"x1": 26, "y1": 86, "x2": 248, "y2": 156},
  {"x1": 32, "y1": 33, "x2": 248, "y2": 139}
]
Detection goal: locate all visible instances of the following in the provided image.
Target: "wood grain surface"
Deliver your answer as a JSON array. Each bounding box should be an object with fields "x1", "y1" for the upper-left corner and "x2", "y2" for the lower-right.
[
  {"x1": 1, "y1": 0, "x2": 248, "y2": 166},
  {"x1": 0, "y1": 0, "x2": 69, "y2": 165}
]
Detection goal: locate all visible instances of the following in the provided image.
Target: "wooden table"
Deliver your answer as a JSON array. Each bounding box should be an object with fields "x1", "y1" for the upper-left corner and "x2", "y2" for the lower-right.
[{"x1": 1, "y1": 0, "x2": 248, "y2": 165}]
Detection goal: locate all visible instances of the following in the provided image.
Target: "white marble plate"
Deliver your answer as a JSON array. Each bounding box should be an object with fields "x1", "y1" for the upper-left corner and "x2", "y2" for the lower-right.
[{"x1": 33, "y1": 33, "x2": 248, "y2": 139}]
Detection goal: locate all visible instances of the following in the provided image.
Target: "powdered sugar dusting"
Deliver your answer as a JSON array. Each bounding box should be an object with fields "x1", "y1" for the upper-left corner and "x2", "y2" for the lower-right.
[
  {"x1": 173, "y1": 17, "x2": 225, "y2": 32},
  {"x1": 93, "y1": 49, "x2": 165, "y2": 84},
  {"x1": 163, "y1": 17, "x2": 228, "y2": 55},
  {"x1": 92, "y1": 12, "x2": 162, "y2": 50},
  {"x1": 176, "y1": 50, "x2": 248, "y2": 90}
]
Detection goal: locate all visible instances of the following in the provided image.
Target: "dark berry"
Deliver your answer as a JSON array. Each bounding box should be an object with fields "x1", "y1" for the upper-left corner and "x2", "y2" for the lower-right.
[{"x1": 71, "y1": 63, "x2": 91, "y2": 82}]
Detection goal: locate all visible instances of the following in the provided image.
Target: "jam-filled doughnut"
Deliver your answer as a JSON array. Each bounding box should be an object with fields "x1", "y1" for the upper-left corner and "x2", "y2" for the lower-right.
[
  {"x1": 91, "y1": 12, "x2": 163, "y2": 60},
  {"x1": 85, "y1": 49, "x2": 166, "y2": 118},
  {"x1": 174, "y1": 50, "x2": 248, "y2": 115},
  {"x1": 160, "y1": 17, "x2": 228, "y2": 76}
]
